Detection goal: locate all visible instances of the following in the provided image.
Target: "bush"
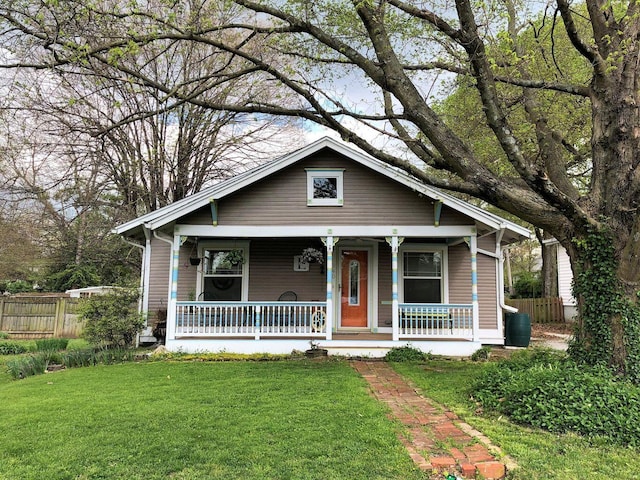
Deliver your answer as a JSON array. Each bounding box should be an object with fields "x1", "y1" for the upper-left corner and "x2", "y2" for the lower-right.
[
  {"x1": 472, "y1": 348, "x2": 640, "y2": 446},
  {"x1": 385, "y1": 344, "x2": 429, "y2": 362},
  {"x1": 0, "y1": 341, "x2": 28, "y2": 355},
  {"x1": 0, "y1": 332, "x2": 9, "y2": 339},
  {"x1": 470, "y1": 346, "x2": 492, "y2": 361},
  {"x1": 35, "y1": 338, "x2": 69, "y2": 351},
  {"x1": 78, "y1": 288, "x2": 144, "y2": 348},
  {"x1": 2, "y1": 279, "x2": 33, "y2": 294},
  {"x1": 510, "y1": 271, "x2": 542, "y2": 299}
]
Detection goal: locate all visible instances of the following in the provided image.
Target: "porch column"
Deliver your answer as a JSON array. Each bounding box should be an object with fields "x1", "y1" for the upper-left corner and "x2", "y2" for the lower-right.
[
  {"x1": 166, "y1": 233, "x2": 181, "y2": 343},
  {"x1": 323, "y1": 236, "x2": 335, "y2": 340},
  {"x1": 470, "y1": 235, "x2": 481, "y2": 342},
  {"x1": 390, "y1": 236, "x2": 400, "y2": 341}
]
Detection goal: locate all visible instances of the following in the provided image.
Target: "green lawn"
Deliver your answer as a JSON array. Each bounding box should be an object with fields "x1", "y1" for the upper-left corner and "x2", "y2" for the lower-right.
[
  {"x1": 392, "y1": 360, "x2": 640, "y2": 480},
  {"x1": 0, "y1": 360, "x2": 425, "y2": 480},
  {"x1": 3, "y1": 351, "x2": 640, "y2": 480}
]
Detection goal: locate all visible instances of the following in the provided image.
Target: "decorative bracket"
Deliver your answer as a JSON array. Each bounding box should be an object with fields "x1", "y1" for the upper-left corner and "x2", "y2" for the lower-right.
[
  {"x1": 321, "y1": 236, "x2": 339, "y2": 253},
  {"x1": 434, "y1": 200, "x2": 443, "y2": 227},
  {"x1": 385, "y1": 235, "x2": 404, "y2": 253},
  {"x1": 209, "y1": 198, "x2": 218, "y2": 226}
]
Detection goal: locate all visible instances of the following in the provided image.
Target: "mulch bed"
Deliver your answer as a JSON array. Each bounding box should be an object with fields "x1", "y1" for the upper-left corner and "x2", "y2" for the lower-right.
[{"x1": 531, "y1": 322, "x2": 573, "y2": 339}]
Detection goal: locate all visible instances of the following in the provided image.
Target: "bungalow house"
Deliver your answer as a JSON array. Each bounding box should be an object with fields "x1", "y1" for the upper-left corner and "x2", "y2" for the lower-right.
[{"x1": 115, "y1": 137, "x2": 531, "y2": 357}]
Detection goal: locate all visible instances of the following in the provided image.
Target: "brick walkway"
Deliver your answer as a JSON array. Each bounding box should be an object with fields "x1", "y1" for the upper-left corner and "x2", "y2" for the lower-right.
[{"x1": 351, "y1": 360, "x2": 508, "y2": 479}]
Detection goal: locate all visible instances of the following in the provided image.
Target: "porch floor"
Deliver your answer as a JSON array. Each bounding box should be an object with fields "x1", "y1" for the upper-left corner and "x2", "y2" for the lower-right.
[{"x1": 352, "y1": 360, "x2": 511, "y2": 479}]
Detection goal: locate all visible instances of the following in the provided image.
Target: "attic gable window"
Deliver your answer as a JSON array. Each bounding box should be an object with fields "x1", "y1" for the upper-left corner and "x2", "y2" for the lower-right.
[{"x1": 306, "y1": 168, "x2": 344, "y2": 206}]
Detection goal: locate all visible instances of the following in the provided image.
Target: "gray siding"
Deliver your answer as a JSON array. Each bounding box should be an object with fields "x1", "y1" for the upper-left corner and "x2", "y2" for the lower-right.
[
  {"x1": 477, "y1": 254, "x2": 498, "y2": 329},
  {"x1": 448, "y1": 243, "x2": 499, "y2": 330},
  {"x1": 148, "y1": 237, "x2": 170, "y2": 316},
  {"x1": 377, "y1": 243, "x2": 393, "y2": 328},
  {"x1": 178, "y1": 242, "x2": 198, "y2": 301},
  {"x1": 247, "y1": 239, "x2": 326, "y2": 301},
  {"x1": 181, "y1": 150, "x2": 471, "y2": 226}
]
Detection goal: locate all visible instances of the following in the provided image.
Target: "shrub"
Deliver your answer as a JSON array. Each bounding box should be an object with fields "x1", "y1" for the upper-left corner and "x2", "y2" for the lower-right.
[
  {"x1": 510, "y1": 271, "x2": 542, "y2": 299},
  {"x1": 0, "y1": 332, "x2": 9, "y2": 339},
  {"x1": 0, "y1": 341, "x2": 28, "y2": 355},
  {"x1": 385, "y1": 344, "x2": 429, "y2": 362},
  {"x1": 78, "y1": 288, "x2": 144, "y2": 348},
  {"x1": 470, "y1": 346, "x2": 492, "y2": 362},
  {"x1": 35, "y1": 338, "x2": 69, "y2": 351},
  {"x1": 472, "y1": 348, "x2": 640, "y2": 446}
]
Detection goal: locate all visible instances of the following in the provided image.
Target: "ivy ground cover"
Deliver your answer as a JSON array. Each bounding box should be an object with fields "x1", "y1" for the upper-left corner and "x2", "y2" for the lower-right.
[{"x1": 393, "y1": 359, "x2": 640, "y2": 480}]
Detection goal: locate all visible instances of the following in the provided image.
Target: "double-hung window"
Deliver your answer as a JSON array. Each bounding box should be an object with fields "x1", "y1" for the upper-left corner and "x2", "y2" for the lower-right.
[
  {"x1": 306, "y1": 169, "x2": 344, "y2": 206},
  {"x1": 401, "y1": 250, "x2": 444, "y2": 303},
  {"x1": 201, "y1": 248, "x2": 247, "y2": 301}
]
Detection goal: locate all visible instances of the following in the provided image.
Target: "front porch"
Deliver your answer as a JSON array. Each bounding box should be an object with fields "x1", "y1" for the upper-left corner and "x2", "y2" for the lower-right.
[{"x1": 165, "y1": 300, "x2": 480, "y2": 357}]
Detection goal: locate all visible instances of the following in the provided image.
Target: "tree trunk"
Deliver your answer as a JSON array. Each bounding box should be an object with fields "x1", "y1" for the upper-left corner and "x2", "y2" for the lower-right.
[{"x1": 541, "y1": 242, "x2": 558, "y2": 298}]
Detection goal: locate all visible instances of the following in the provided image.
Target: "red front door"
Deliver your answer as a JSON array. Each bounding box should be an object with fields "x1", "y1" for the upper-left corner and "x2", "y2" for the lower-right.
[{"x1": 340, "y1": 250, "x2": 368, "y2": 328}]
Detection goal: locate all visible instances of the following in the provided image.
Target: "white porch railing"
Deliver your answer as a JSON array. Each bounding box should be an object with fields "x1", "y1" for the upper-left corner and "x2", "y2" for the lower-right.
[
  {"x1": 399, "y1": 304, "x2": 474, "y2": 339},
  {"x1": 173, "y1": 302, "x2": 473, "y2": 340},
  {"x1": 174, "y1": 302, "x2": 327, "y2": 338}
]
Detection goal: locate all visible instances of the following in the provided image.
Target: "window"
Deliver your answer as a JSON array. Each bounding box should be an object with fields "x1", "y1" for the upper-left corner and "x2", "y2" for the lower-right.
[
  {"x1": 201, "y1": 248, "x2": 246, "y2": 301},
  {"x1": 349, "y1": 260, "x2": 360, "y2": 305},
  {"x1": 306, "y1": 169, "x2": 344, "y2": 206},
  {"x1": 402, "y1": 251, "x2": 443, "y2": 303}
]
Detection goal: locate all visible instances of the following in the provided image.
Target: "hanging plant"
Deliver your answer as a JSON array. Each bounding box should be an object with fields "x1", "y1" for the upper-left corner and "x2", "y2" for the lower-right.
[
  {"x1": 189, "y1": 239, "x2": 200, "y2": 265},
  {"x1": 226, "y1": 249, "x2": 245, "y2": 266},
  {"x1": 301, "y1": 247, "x2": 324, "y2": 264}
]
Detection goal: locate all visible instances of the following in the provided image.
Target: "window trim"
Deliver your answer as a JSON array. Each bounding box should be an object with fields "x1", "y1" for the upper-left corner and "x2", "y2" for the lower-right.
[
  {"x1": 196, "y1": 241, "x2": 250, "y2": 301},
  {"x1": 398, "y1": 245, "x2": 448, "y2": 304},
  {"x1": 306, "y1": 168, "x2": 344, "y2": 206}
]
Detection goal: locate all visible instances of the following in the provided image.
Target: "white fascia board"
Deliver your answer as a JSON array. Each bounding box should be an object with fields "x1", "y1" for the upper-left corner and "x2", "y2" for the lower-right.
[{"x1": 173, "y1": 224, "x2": 477, "y2": 238}]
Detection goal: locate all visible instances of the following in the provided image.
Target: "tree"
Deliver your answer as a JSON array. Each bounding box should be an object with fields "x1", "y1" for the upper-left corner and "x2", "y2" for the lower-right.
[
  {"x1": 1, "y1": 1, "x2": 639, "y2": 376},
  {"x1": 0, "y1": 0, "x2": 300, "y2": 291}
]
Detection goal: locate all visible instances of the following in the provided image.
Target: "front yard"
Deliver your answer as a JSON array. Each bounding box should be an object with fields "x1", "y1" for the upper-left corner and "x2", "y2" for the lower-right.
[
  {"x1": 1, "y1": 346, "x2": 640, "y2": 479},
  {"x1": 0, "y1": 360, "x2": 423, "y2": 480}
]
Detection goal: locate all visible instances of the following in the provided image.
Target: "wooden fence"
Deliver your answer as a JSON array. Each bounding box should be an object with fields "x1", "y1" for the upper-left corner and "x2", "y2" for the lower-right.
[
  {"x1": 505, "y1": 297, "x2": 565, "y2": 323},
  {"x1": 0, "y1": 296, "x2": 84, "y2": 339}
]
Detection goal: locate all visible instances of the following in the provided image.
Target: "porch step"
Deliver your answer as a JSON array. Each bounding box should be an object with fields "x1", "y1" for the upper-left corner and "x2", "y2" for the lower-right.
[{"x1": 319, "y1": 345, "x2": 393, "y2": 358}]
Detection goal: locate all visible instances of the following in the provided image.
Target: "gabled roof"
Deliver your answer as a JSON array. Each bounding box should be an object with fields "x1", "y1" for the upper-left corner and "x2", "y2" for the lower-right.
[{"x1": 115, "y1": 136, "x2": 531, "y2": 242}]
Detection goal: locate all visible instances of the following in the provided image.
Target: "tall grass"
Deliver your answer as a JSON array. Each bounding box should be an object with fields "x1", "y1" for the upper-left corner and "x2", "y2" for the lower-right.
[
  {"x1": 5, "y1": 347, "x2": 136, "y2": 379},
  {"x1": 35, "y1": 338, "x2": 69, "y2": 351}
]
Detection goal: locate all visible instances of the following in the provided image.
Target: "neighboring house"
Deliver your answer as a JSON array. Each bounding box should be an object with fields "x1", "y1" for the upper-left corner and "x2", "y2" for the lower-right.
[
  {"x1": 65, "y1": 286, "x2": 119, "y2": 298},
  {"x1": 543, "y1": 239, "x2": 577, "y2": 321},
  {"x1": 115, "y1": 137, "x2": 531, "y2": 357}
]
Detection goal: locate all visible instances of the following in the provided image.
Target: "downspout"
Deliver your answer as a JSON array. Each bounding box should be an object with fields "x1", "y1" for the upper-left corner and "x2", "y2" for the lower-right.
[
  {"x1": 122, "y1": 236, "x2": 146, "y2": 347},
  {"x1": 499, "y1": 236, "x2": 519, "y2": 315}
]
